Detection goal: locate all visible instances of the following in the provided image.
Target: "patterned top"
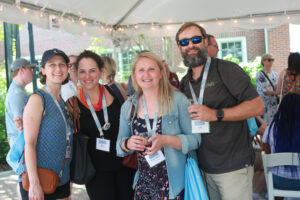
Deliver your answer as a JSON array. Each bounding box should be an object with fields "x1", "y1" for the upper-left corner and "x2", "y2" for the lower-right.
[
  {"x1": 282, "y1": 70, "x2": 300, "y2": 96},
  {"x1": 133, "y1": 116, "x2": 184, "y2": 200},
  {"x1": 30, "y1": 89, "x2": 73, "y2": 186},
  {"x1": 262, "y1": 125, "x2": 300, "y2": 179},
  {"x1": 256, "y1": 70, "x2": 278, "y2": 124}
]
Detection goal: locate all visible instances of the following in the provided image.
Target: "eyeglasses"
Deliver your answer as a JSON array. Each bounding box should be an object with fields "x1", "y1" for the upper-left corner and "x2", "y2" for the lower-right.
[
  {"x1": 178, "y1": 36, "x2": 203, "y2": 47},
  {"x1": 68, "y1": 63, "x2": 75, "y2": 68},
  {"x1": 264, "y1": 58, "x2": 274, "y2": 62}
]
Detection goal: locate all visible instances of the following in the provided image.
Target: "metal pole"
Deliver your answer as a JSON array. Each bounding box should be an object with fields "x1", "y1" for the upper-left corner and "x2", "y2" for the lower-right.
[{"x1": 27, "y1": 22, "x2": 38, "y2": 91}]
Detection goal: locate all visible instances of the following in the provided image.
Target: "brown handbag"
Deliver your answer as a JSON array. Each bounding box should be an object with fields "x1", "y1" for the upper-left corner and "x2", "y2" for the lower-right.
[
  {"x1": 122, "y1": 152, "x2": 138, "y2": 169},
  {"x1": 22, "y1": 168, "x2": 59, "y2": 194},
  {"x1": 21, "y1": 155, "x2": 66, "y2": 194},
  {"x1": 121, "y1": 104, "x2": 138, "y2": 170}
]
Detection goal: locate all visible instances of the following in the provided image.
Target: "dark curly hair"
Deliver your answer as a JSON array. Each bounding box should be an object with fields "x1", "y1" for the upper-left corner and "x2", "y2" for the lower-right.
[
  {"x1": 288, "y1": 52, "x2": 300, "y2": 75},
  {"x1": 75, "y1": 50, "x2": 104, "y2": 71}
]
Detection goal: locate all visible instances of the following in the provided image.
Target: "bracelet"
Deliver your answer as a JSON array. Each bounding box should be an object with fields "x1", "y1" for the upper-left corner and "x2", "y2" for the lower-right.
[{"x1": 124, "y1": 138, "x2": 130, "y2": 151}]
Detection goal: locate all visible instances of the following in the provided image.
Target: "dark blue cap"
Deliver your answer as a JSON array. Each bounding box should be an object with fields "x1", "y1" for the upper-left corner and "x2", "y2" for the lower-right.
[{"x1": 41, "y1": 48, "x2": 69, "y2": 66}]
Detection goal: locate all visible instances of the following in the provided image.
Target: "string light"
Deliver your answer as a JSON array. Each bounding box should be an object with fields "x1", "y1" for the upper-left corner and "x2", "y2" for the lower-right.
[
  {"x1": 0, "y1": 4, "x2": 3, "y2": 11},
  {"x1": 233, "y1": 19, "x2": 238, "y2": 24},
  {"x1": 22, "y1": 7, "x2": 28, "y2": 13},
  {"x1": 268, "y1": 17, "x2": 273, "y2": 21}
]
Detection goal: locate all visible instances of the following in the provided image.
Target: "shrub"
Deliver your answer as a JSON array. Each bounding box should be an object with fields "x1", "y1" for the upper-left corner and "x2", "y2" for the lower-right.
[{"x1": 0, "y1": 62, "x2": 9, "y2": 165}]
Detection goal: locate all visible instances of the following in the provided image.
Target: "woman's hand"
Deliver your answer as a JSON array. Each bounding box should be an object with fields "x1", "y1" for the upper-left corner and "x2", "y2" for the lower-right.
[
  {"x1": 127, "y1": 135, "x2": 147, "y2": 152},
  {"x1": 29, "y1": 183, "x2": 44, "y2": 200},
  {"x1": 13, "y1": 117, "x2": 23, "y2": 132},
  {"x1": 145, "y1": 134, "x2": 165, "y2": 155}
]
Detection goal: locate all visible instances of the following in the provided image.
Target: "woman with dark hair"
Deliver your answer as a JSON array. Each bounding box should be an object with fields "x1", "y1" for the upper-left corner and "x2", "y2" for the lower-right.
[
  {"x1": 21, "y1": 48, "x2": 73, "y2": 199},
  {"x1": 256, "y1": 54, "x2": 278, "y2": 124},
  {"x1": 262, "y1": 93, "x2": 300, "y2": 200},
  {"x1": 75, "y1": 50, "x2": 134, "y2": 200},
  {"x1": 276, "y1": 52, "x2": 300, "y2": 98}
]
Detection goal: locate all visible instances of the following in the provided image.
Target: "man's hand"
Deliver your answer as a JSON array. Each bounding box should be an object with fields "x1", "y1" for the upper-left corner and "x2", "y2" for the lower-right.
[
  {"x1": 188, "y1": 104, "x2": 217, "y2": 122},
  {"x1": 13, "y1": 117, "x2": 23, "y2": 132}
]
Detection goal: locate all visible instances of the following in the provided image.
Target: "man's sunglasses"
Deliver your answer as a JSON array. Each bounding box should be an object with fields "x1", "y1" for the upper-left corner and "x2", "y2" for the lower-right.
[
  {"x1": 178, "y1": 36, "x2": 203, "y2": 47},
  {"x1": 264, "y1": 58, "x2": 274, "y2": 62}
]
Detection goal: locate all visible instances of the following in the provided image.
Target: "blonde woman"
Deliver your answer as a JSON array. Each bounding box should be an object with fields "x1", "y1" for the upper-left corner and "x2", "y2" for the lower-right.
[
  {"x1": 101, "y1": 56, "x2": 128, "y2": 96},
  {"x1": 116, "y1": 51, "x2": 201, "y2": 199}
]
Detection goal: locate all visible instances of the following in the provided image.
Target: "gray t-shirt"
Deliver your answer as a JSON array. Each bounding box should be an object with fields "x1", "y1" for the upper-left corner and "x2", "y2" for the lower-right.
[{"x1": 180, "y1": 58, "x2": 258, "y2": 174}]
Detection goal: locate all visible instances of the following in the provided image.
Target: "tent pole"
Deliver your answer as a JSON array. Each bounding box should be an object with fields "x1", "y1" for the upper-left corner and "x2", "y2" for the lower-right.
[
  {"x1": 114, "y1": 0, "x2": 144, "y2": 28},
  {"x1": 27, "y1": 22, "x2": 38, "y2": 91}
]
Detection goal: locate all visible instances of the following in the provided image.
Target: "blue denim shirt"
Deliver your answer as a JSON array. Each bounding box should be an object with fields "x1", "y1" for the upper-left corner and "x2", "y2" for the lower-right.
[{"x1": 116, "y1": 91, "x2": 201, "y2": 199}]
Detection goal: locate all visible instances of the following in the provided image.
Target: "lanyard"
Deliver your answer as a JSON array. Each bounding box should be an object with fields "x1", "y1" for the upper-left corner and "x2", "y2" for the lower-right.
[
  {"x1": 142, "y1": 95, "x2": 158, "y2": 136},
  {"x1": 84, "y1": 88, "x2": 110, "y2": 138},
  {"x1": 45, "y1": 85, "x2": 71, "y2": 144},
  {"x1": 189, "y1": 56, "x2": 211, "y2": 105}
]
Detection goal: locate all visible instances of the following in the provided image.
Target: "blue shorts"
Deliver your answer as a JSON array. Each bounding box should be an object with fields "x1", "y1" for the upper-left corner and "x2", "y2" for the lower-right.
[{"x1": 273, "y1": 174, "x2": 300, "y2": 190}]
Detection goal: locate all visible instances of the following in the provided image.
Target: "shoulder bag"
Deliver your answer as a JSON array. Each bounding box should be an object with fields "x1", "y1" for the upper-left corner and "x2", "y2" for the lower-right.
[
  {"x1": 260, "y1": 70, "x2": 280, "y2": 104},
  {"x1": 67, "y1": 97, "x2": 96, "y2": 184},
  {"x1": 184, "y1": 153, "x2": 209, "y2": 200}
]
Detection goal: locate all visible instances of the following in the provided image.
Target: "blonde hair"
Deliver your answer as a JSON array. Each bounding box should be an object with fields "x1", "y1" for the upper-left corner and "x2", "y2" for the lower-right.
[
  {"x1": 132, "y1": 51, "x2": 176, "y2": 115},
  {"x1": 261, "y1": 54, "x2": 273, "y2": 66},
  {"x1": 102, "y1": 56, "x2": 117, "y2": 84}
]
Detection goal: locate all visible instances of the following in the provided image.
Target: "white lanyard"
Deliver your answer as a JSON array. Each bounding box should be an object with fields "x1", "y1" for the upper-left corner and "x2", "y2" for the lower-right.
[
  {"x1": 84, "y1": 88, "x2": 110, "y2": 138},
  {"x1": 142, "y1": 95, "x2": 158, "y2": 136},
  {"x1": 189, "y1": 56, "x2": 211, "y2": 105},
  {"x1": 45, "y1": 85, "x2": 71, "y2": 144}
]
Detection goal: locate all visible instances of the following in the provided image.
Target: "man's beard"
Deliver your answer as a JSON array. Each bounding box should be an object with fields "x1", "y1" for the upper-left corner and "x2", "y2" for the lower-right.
[{"x1": 181, "y1": 46, "x2": 207, "y2": 68}]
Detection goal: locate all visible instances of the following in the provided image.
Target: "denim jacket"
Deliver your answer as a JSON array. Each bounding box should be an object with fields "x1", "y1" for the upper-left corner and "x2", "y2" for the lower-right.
[{"x1": 116, "y1": 91, "x2": 201, "y2": 199}]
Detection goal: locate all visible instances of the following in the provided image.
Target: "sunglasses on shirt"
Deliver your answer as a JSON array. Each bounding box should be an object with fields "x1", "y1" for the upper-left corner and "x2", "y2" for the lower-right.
[
  {"x1": 264, "y1": 58, "x2": 274, "y2": 62},
  {"x1": 178, "y1": 36, "x2": 203, "y2": 47}
]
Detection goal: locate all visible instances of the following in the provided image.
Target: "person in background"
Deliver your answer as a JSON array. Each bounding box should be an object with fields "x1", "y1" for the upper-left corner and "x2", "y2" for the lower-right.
[
  {"x1": 75, "y1": 50, "x2": 134, "y2": 200},
  {"x1": 61, "y1": 55, "x2": 79, "y2": 101},
  {"x1": 276, "y1": 52, "x2": 300, "y2": 98},
  {"x1": 262, "y1": 93, "x2": 300, "y2": 200},
  {"x1": 116, "y1": 51, "x2": 201, "y2": 200},
  {"x1": 162, "y1": 60, "x2": 180, "y2": 88},
  {"x1": 177, "y1": 22, "x2": 264, "y2": 200},
  {"x1": 256, "y1": 54, "x2": 279, "y2": 124},
  {"x1": 5, "y1": 58, "x2": 36, "y2": 147},
  {"x1": 21, "y1": 48, "x2": 72, "y2": 199},
  {"x1": 206, "y1": 34, "x2": 219, "y2": 58},
  {"x1": 101, "y1": 56, "x2": 128, "y2": 96}
]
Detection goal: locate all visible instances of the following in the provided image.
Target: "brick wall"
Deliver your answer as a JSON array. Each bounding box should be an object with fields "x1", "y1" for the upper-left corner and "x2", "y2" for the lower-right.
[{"x1": 267, "y1": 24, "x2": 290, "y2": 73}]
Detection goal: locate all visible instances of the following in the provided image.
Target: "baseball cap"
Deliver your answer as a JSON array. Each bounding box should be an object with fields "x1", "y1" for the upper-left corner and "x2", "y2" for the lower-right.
[
  {"x1": 10, "y1": 58, "x2": 36, "y2": 72},
  {"x1": 41, "y1": 48, "x2": 69, "y2": 66}
]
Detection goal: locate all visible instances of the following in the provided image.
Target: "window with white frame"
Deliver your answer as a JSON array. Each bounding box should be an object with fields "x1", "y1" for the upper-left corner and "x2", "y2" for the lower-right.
[{"x1": 216, "y1": 37, "x2": 247, "y2": 62}]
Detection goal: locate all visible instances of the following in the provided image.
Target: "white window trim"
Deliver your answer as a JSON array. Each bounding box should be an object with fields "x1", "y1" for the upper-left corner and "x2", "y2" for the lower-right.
[{"x1": 216, "y1": 36, "x2": 247, "y2": 62}]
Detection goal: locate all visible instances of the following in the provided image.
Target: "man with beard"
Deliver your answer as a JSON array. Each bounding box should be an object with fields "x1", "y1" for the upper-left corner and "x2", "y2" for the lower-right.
[{"x1": 177, "y1": 22, "x2": 264, "y2": 200}]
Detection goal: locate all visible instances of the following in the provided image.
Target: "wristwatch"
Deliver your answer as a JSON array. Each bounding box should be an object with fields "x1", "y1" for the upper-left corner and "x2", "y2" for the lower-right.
[{"x1": 216, "y1": 109, "x2": 224, "y2": 122}]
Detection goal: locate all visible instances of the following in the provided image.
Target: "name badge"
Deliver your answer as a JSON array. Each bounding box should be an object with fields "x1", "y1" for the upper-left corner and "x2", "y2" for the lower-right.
[
  {"x1": 192, "y1": 120, "x2": 210, "y2": 134},
  {"x1": 65, "y1": 145, "x2": 71, "y2": 158},
  {"x1": 145, "y1": 150, "x2": 165, "y2": 168},
  {"x1": 96, "y1": 138, "x2": 110, "y2": 152}
]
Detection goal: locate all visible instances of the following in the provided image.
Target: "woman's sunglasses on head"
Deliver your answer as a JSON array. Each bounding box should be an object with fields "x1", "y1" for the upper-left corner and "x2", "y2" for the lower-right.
[
  {"x1": 264, "y1": 58, "x2": 274, "y2": 62},
  {"x1": 178, "y1": 36, "x2": 203, "y2": 47}
]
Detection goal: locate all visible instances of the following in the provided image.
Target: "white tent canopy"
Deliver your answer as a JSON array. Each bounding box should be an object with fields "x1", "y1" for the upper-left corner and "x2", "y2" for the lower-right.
[{"x1": 1, "y1": 0, "x2": 300, "y2": 38}]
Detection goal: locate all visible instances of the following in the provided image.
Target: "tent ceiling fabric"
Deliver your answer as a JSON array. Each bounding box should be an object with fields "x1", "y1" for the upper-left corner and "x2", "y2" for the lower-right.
[{"x1": 0, "y1": 0, "x2": 300, "y2": 38}]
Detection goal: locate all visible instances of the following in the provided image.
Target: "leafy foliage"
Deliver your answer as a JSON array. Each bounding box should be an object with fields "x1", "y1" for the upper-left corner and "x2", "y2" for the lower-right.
[
  {"x1": 0, "y1": 62, "x2": 9, "y2": 165},
  {"x1": 224, "y1": 54, "x2": 263, "y2": 87}
]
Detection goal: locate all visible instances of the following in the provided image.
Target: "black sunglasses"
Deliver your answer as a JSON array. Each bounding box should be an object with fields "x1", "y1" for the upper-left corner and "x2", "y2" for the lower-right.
[
  {"x1": 264, "y1": 58, "x2": 274, "y2": 62},
  {"x1": 178, "y1": 36, "x2": 203, "y2": 47}
]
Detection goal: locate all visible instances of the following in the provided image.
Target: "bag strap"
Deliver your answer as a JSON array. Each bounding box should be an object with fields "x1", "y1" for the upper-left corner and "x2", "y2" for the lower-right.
[
  {"x1": 66, "y1": 96, "x2": 80, "y2": 134},
  {"x1": 260, "y1": 70, "x2": 276, "y2": 91},
  {"x1": 22, "y1": 151, "x2": 67, "y2": 178},
  {"x1": 279, "y1": 70, "x2": 286, "y2": 102}
]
